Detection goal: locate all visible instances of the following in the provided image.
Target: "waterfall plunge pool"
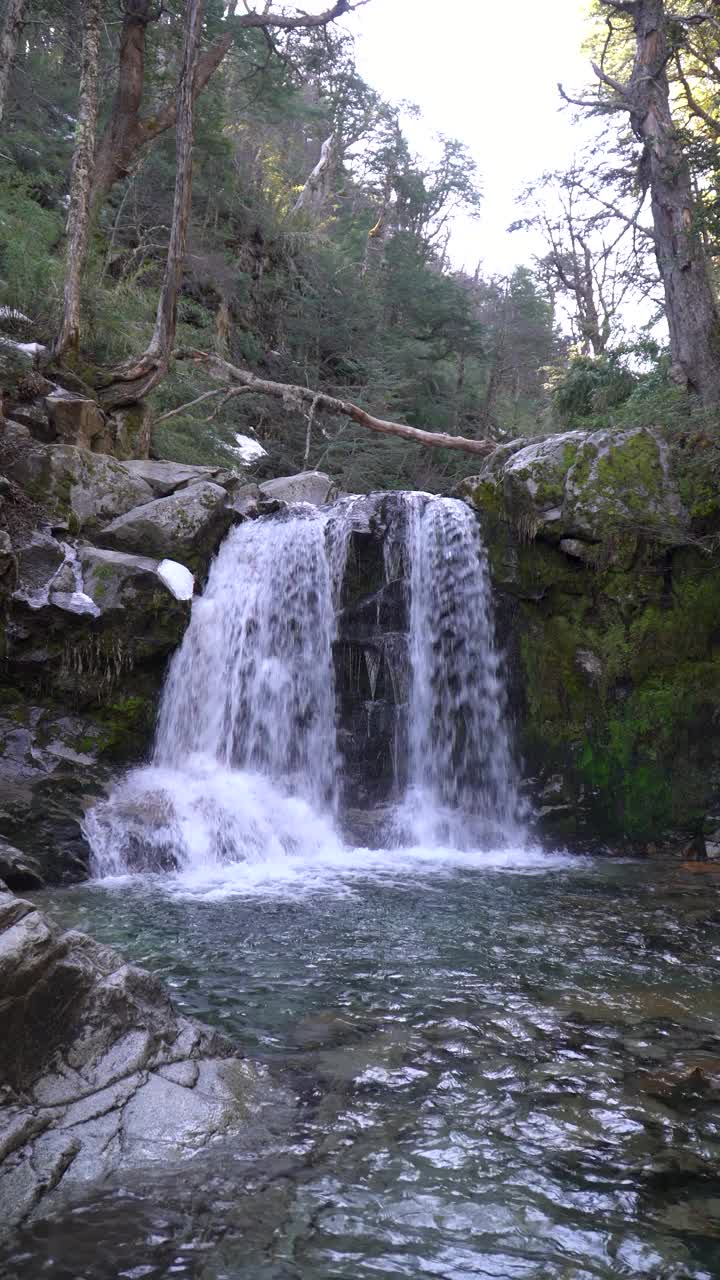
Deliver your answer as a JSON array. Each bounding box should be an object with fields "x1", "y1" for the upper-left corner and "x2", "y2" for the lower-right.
[
  {"x1": 8, "y1": 854, "x2": 720, "y2": 1280},
  {"x1": 6, "y1": 495, "x2": 720, "y2": 1277}
]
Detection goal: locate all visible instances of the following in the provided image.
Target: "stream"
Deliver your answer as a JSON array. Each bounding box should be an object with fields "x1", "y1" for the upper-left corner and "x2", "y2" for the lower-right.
[{"x1": 7, "y1": 855, "x2": 720, "y2": 1280}]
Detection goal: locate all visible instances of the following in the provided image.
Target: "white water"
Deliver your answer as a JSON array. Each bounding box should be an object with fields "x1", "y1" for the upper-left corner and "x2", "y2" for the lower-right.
[
  {"x1": 399, "y1": 495, "x2": 523, "y2": 848},
  {"x1": 86, "y1": 495, "x2": 533, "y2": 884}
]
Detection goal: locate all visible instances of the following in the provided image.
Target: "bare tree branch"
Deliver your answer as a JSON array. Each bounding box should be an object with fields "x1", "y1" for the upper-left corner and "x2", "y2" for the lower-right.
[{"x1": 174, "y1": 348, "x2": 499, "y2": 458}]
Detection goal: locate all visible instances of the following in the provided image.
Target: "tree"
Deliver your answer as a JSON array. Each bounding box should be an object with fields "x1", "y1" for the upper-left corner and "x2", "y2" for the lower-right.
[
  {"x1": 90, "y1": 0, "x2": 363, "y2": 215},
  {"x1": 0, "y1": 0, "x2": 27, "y2": 128},
  {"x1": 512, "y1": 166, "x2": 645, "y2": 355},
  {"x1": 564, "y1": 0, "x2": 720, "y2": 403},
  {"x1": 53, "y1": 0, "x2": 103, "y2": 358}
]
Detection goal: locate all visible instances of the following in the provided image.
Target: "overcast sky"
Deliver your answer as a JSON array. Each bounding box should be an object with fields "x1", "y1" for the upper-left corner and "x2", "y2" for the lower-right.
[{"x1": 334, "y1": 0, "x2": 591, "y2": 275}]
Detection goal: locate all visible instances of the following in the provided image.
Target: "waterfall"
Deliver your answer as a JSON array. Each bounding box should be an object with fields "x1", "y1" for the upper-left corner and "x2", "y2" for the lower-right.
[
  {"x1": 155, "y1": 512, "x2": 338, "y2": 809},
  {"x1": 401, "y1": 495, "x2": 522, "y2": 848},
  {"x1": 84, "y1": 493, "x2": 524, "y2": 878}
]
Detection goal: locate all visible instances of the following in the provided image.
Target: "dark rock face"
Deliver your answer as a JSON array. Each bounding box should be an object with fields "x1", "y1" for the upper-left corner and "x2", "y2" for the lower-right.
[
  {"x1": 332, "y1": 496, "x2": 411, "y2": 839},
  {"x1": 462, "y1": 424, "x2": 720, "y2": 847},
  {"x1": 0, "y1": 887, "x2": 277, "y2": 1231}
]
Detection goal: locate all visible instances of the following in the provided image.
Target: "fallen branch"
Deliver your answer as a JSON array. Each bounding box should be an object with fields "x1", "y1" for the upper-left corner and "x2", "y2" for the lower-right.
[{"x1": 174, "y1": 348, "x2": 498, "y2": 458}]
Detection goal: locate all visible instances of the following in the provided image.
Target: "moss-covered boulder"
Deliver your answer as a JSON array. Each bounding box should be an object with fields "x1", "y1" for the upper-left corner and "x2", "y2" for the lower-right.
[
  {"x1": 462, "y1": 424, "x2": 720, "y2": 848},
  {"x1": 0, "y1": 424, "x2": 153, "y2": 532}
]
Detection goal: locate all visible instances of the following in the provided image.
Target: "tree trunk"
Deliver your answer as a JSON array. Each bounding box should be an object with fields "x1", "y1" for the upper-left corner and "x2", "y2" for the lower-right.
[
  {"x1": 90, "y1": 0, "x2": 353, "y2": 216},
  {"x1": 0, "y1": 0, "x2": 27, "y2": 128},
  {"x1": 98, "y1": 0, "x2": 205, "y2": 407},
  {"x1": 293, "y1": 134, "x2": 338, "y2": 216},
  {"x1": 602, "y1": 0, "x2": 720, "y2": 401},
  {"x1": 53, "y1": 0, "x2": 102, "y2": 359}
]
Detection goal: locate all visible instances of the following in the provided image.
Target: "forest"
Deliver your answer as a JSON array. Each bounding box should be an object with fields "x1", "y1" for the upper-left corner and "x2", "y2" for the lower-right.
[{"x1": 3, "y1": 0, "x2": 720, "y2": 495}]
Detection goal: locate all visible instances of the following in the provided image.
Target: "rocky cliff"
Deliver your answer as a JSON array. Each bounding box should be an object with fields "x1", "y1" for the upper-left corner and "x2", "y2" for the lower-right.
[{"x1": 461, "y1": 424, "x2": 720, "y2": 848}]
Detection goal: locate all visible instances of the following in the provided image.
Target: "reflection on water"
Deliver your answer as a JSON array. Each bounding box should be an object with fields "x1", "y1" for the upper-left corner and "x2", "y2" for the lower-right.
[{"x1": 6, "y1": 856, "x2": 720, "y2": 1279}]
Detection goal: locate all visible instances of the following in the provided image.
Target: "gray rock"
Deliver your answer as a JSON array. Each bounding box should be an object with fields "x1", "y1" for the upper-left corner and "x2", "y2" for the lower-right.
[
  {"x1": 0, "y1": 427, "x2": 154, "y2": 533},
  {"x1": 0, "y1": 839, "x2": 45, "y2": 890},
  {"x1": 79, "y1": 546, "x2": 162, "y2": 613},
  {"x1": 259, "y1": 470, "x2": 337, "y2": 506},
  {"x1": 119, "y1": 459, "x2": 232, "y2": 496},
  {"x1": 96, "y1": 481, "x2": 233, "y2": 573},
  {"x1": 228, "y1": 481, "x2": 261, "y2": 519},
  {"x1": 13, "y1": 531, "x2": 65, "y2": 603},
  {"x1": 0, "y1": 888, "x2": 275, "y2": 1228}
]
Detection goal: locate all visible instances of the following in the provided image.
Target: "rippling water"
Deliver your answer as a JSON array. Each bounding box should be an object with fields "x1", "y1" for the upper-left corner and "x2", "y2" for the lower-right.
[{"x1": 7, "y1": 856, "x2": 720, "y2": 1280}]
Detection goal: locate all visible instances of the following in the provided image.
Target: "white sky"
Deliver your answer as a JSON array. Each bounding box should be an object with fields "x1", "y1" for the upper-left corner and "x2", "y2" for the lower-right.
[{"x1": 338, "y1": 0, "x2": 592, "y2": 276}]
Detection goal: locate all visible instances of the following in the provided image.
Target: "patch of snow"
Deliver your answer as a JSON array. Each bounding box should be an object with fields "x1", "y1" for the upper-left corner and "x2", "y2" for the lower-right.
[
  {"x1": 0, "y1": 335, "x2": 46, "y2": 359},
  {"x1": 50, "y1": 591, "x2": 101, "y2": 617},
  {"x1": 157, "y1": 559, "x2": 194, "y2": 601},
  {"x1": 232, "y1": 432, "x2": 266, "y2": 462}
]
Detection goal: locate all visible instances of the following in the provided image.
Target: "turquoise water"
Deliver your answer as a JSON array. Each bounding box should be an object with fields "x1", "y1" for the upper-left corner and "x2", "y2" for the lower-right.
[{"x1": 6, "y1": 855, "x2": 720, "y2": 1279}]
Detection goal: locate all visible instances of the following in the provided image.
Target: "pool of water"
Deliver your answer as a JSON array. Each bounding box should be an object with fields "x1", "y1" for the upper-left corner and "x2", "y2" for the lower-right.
[{"x1": 5, "y1": 854, "x2": 720, "y2": 1279}]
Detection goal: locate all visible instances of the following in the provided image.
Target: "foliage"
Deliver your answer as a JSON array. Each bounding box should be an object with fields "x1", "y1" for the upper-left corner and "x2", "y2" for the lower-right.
[{"x1": 0, "y1": 1, "x2": 561, "y2": 491}]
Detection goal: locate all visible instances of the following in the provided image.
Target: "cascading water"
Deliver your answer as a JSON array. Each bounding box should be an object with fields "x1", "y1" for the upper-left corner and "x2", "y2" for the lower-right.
[
  {"x1": 400, "y1": 494, "x2": 523, "y2": 847},
  {"x1": 86, "y1": 509, "x2": 343, "y2": 876},
  {"x1": 85, "y1": 492, "x2": 525, "y2": 878}
]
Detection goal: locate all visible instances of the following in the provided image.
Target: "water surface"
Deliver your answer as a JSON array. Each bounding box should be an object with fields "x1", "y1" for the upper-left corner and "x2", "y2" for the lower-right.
[{"x1": 7, "y1": 854, "x2": 720, "y2": 1280}]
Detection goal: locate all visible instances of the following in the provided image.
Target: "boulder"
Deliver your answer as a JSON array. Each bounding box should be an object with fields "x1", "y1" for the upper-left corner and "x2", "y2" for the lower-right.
[
  {"x1": 80, "y1": 545, "x2": 194, "y2": 613},
  {"x1": 13, "y1": 530, "x2": 66, "y2": 605},
  {"x1": 119, "y1": 458, "x2": 233, "y2": 496},
  {"x1": 259, "y1": 470, "x2": 336, "y2": 506},
  {"x1": 45, "y1": 392, "x2": 111, "y2": 453},
  {"x1": 463, "y1": 426, "x2": 687, "y2": 546},
  {"x1": 0, "y1": 426, "x2": 154, "y2": 533},
  {"x1": 95, "y1": 481, "x2": 233, "y2": 574},
  {"x1": 0, "y1": 888, "x2": 275, "y2": 1229},
  {"x1": 0, "y1": 839, "x2": 45, "y2": 890}
]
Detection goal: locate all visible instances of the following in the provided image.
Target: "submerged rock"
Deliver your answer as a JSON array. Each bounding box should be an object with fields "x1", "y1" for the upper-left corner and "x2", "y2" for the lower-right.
[{"x1": 0, "y1": 887, "x2": 277, "y2": 1230}]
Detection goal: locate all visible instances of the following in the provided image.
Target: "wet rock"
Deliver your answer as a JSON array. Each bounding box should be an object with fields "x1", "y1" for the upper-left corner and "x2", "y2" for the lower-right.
[
  {"x1": 96, "y1": 481, "x2": 233, "y2": 575},
  {"x1": 259, "y1": 470, "x2": 336, "y2": 506},
  {"x1": 0, "y1": 887, "x2": 275, "y2": 1229},
  {"x1": 13, "y1": 531, "x2": 65, "y2": 604},
  {"x1": 0, "y1": 839, "x2": 45, "y2": 890},
  {"x1": 228, "y1": 481, "x2": 261, "y2": 519}
]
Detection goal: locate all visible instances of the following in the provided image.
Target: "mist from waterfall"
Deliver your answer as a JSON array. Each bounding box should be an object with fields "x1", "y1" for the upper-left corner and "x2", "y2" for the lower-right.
[{"x1": 85, "y1": 494, "x2": 526, "y2": 879}]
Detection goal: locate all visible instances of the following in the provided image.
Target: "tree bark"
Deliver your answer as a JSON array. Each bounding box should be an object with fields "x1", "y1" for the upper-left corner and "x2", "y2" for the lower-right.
[
  {"x1": 175, "y1": 348, "x2": 498, "y2": 458},
  {"x1": 293, "y1": 134, "x2": 338, "y2": 216},
  {"x1": 98, "y1": 0, "x2": 205, "y2": 407},
  {"x1": 598, "y1": 0, "x2": 720, "y2": 402},
  {"x1": 0, "y1": 0, "x2": 27, "y2": 128},
  {"x1": 53, "y1": 0, "x2": 102, "y2": 359},
  {"x1": 90, "y1": 0, "x2": 356, "y2": 215}
]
